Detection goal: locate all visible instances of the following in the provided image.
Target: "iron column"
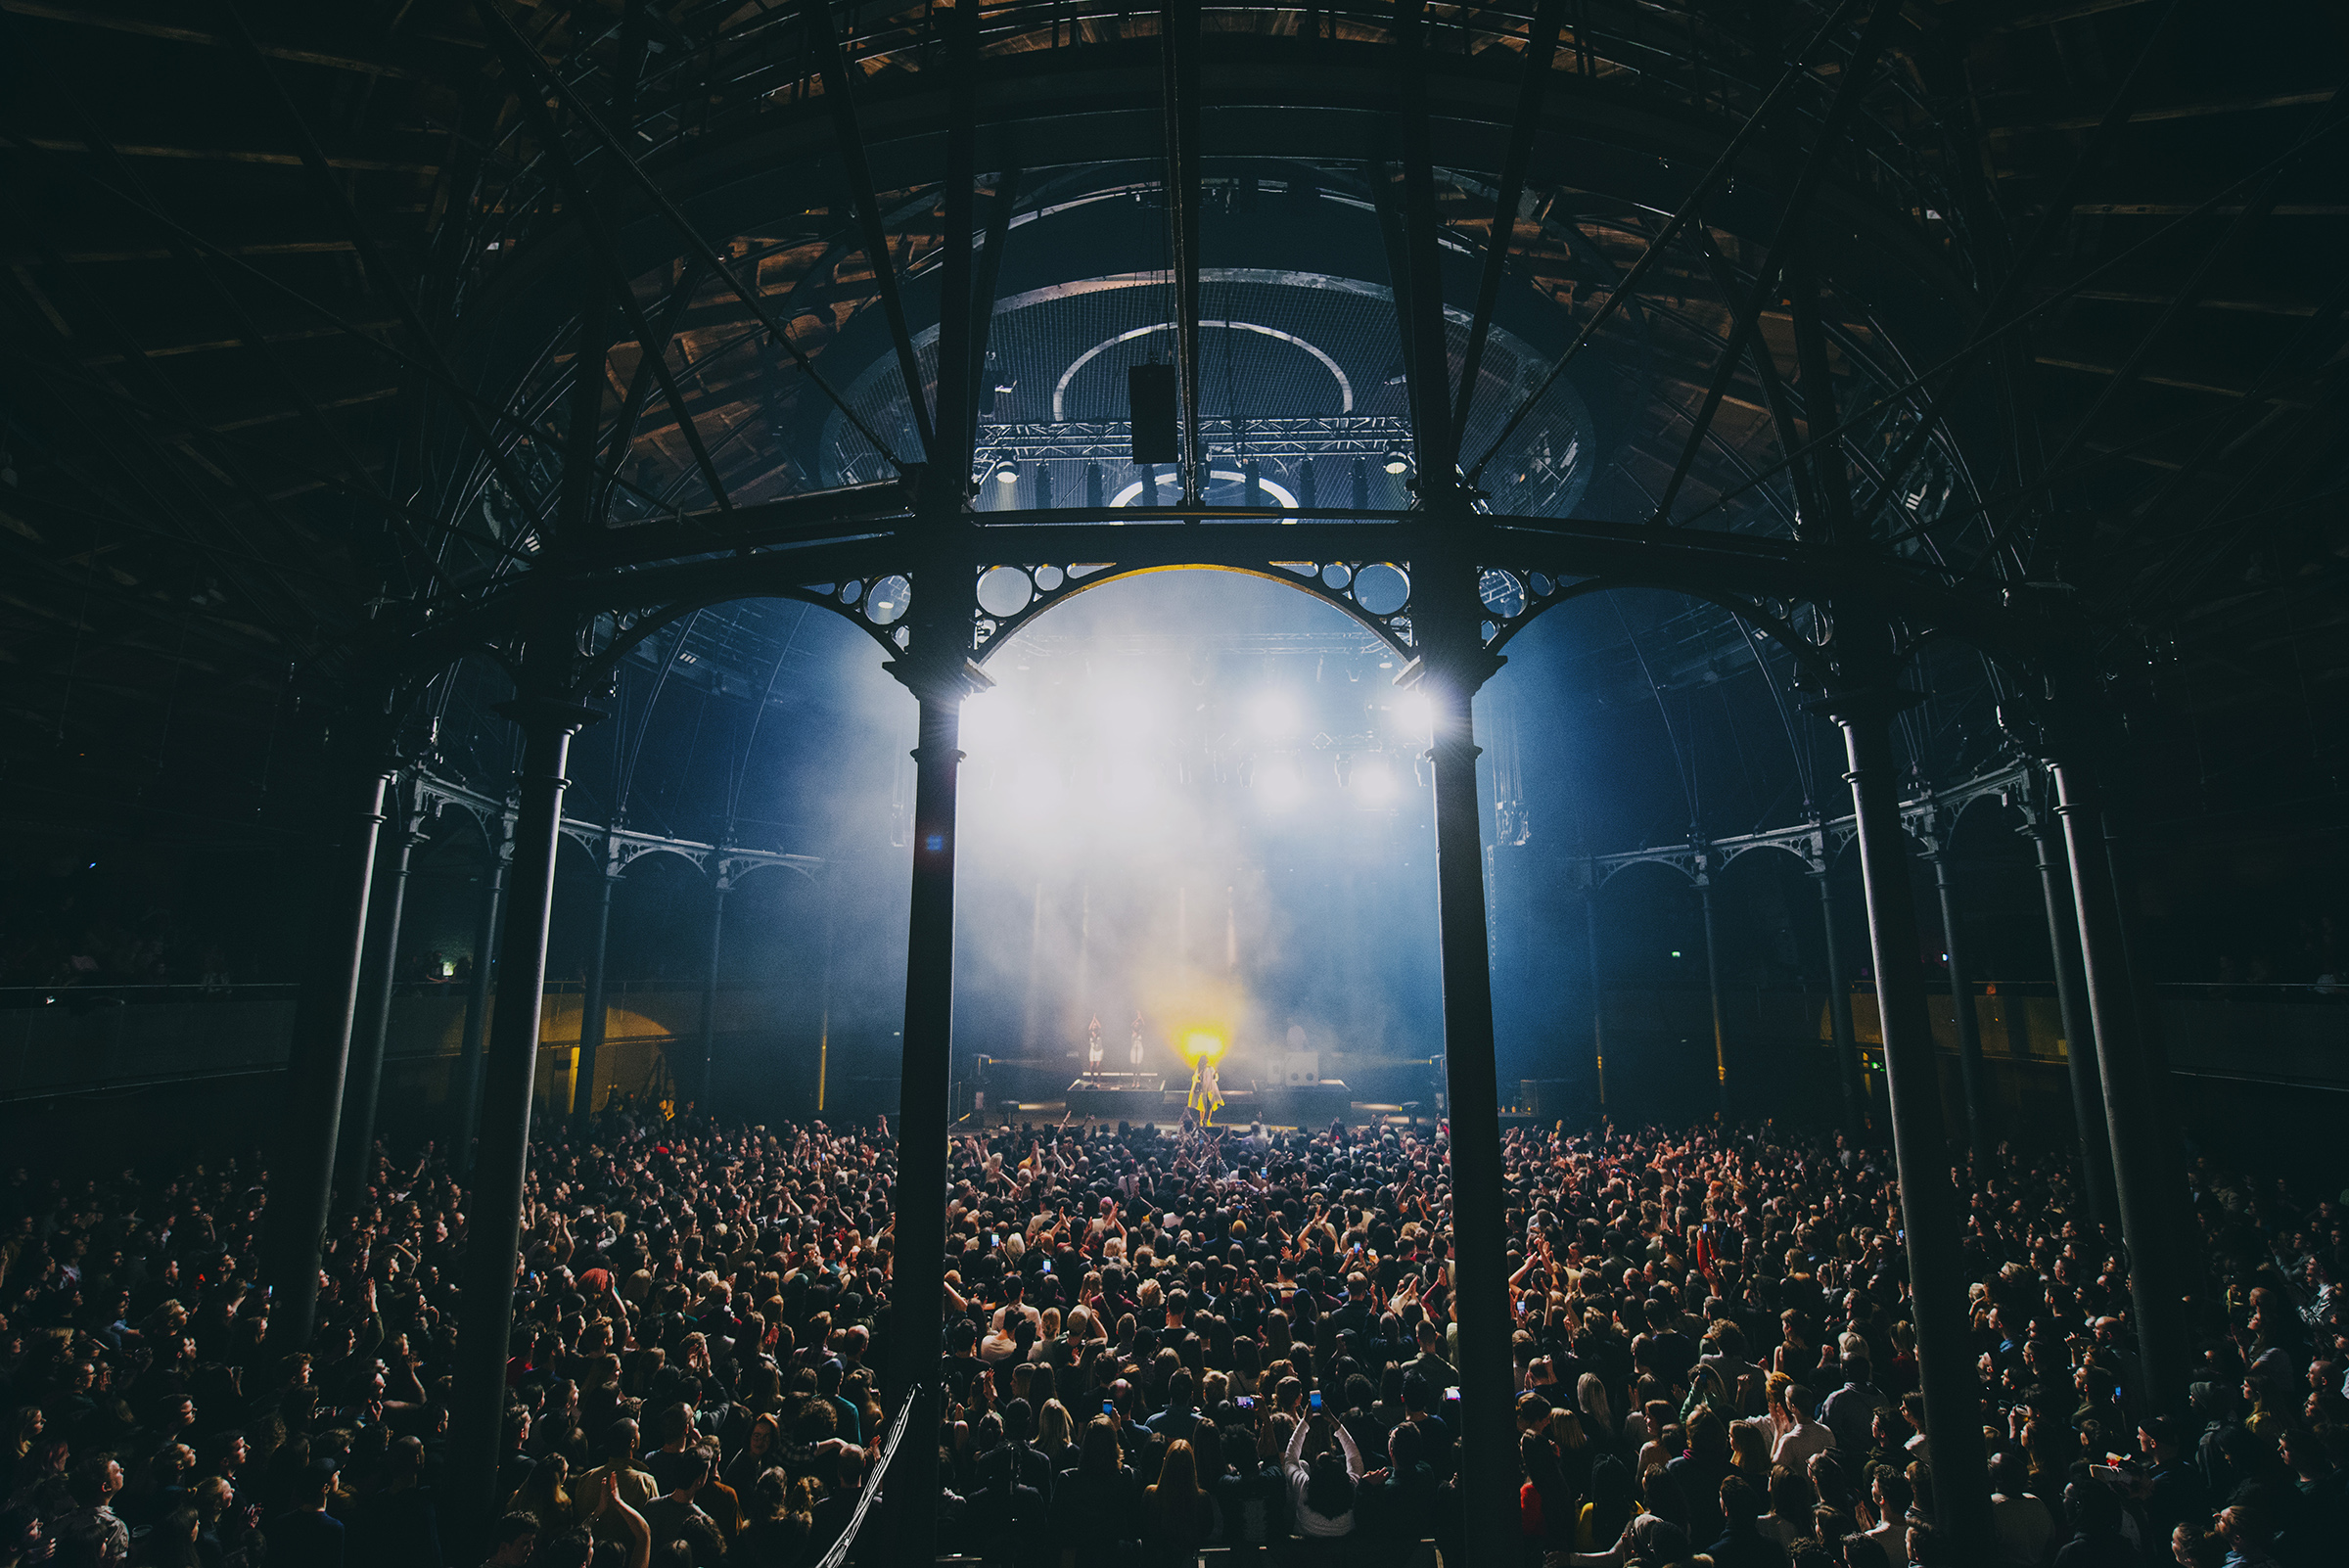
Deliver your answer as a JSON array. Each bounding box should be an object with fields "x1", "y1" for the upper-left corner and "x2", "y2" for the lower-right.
[
  {"x1": 1814, "y1": 859, "x2": 1867, "y2": 1139},
  {"x1": 2053, "y1": 760, "x2": 2190, "y2": 1415},
  {"x1": 884, "y1": 651, "x2": 989, "y2": 1568},
  {"x1": 338, "y1": 777, "x2": 424, "y2": 1206},
  {"x1": 1831, "y1": 692, "x2": 1994, "y2": 1555},
  {"x1": 451, "y1": 807, "x2": 513, "y2": 1175},
  {"x1": 261, "y1": 752, "x2": 393, "y2": 1352},
  {"x1": 1411, "y1": 579, "x2": 1515, "y2": 1568},
  {"x1": 448, "y1": 694, "x2": 601, "y2": 1538},
  {"x1": 1925, "y1": 837, "x2": 1993, "y2": 1163},
  {"x1": 2028, "y1": 806, "x2": 2116, "y2": 1226},
  {"x1": 573, "y1": 855, "x2": 619, "y2": 1123}
]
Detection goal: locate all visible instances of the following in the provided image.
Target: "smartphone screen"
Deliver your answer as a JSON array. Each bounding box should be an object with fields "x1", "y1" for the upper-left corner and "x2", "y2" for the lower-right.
[
  {"x1": 1102, "y1": 1400, "x2": 1116, "y2": 1417},
  {"x1": 1309, "y1": 1391, "x2": 1322, "y2": 1412}
]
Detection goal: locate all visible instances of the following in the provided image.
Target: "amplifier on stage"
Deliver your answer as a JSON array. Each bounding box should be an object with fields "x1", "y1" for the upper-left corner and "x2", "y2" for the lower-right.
[{"x1": 1276, "y1": 1051, "x2": 1320, "y2": 1085}]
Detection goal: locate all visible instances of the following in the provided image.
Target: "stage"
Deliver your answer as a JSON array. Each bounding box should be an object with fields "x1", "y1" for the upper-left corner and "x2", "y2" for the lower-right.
[{"x1": 1061, "y1": 1074, "x2": 1354, "y2": 1127}]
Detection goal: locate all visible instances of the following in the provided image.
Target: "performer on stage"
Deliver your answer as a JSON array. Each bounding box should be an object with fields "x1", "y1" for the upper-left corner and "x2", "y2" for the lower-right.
[
  {"x1": 1129, "y1": 1010, "x2": 1145, "y2": 1070},
  {"x1": 1086, "y1": 1014, "x2": 1103, "y2": 1078},
  {"x1": 1186, "y1": 1053, "x2": 1223, "y2": 1128}
]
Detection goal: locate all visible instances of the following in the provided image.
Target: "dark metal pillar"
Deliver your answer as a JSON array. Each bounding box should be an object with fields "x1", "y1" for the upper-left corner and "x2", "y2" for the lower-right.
[
  {"x1": 1584, "y1": 883, "x2": 1607, "y2": 1115},
  {"x1": 1832, "y1": 696, "x2": 1995, "y2": 1555},
  {"x1": 1815, "y1": 859, "x2": 1867, "y2": 1138},
  {"x1": 451, "y1": 807, "x2": 513, "y2": 1176},
  {"x1": 695, "y1": 878, "x2": 729, "y2": 1111},
  {"x1": 449, "y1": 695, "x2": 600, "y2": 1538},
  {"x1": 1697, "y1": 868, "x2": 1728, "y2": 1114},
  {"x1": 2028, "y1": 807, "x2": 2116, "y2": 1226},
  {"x1": 1411, "y1": 570, "x2": 1514, "y2": 1568},
  {"x1": 1926, "y1": 839, "x2": 1994, "y2": 1162},
  {"x1": 338, "y1": 779, "x2": 424, "y2": 1206},
  {"x1": 573, "y1": 855, "x2": 619, "y2": 1123},
  {"x1": 2053, "y1": 760, "x2": 2190, "y2": 1414},
  {"x1": 884, "y1": 656, "x2": 987, "y2": 1568},
  {"x1": 261, "y1": 753, "x2": 393, "y2": 1352}
]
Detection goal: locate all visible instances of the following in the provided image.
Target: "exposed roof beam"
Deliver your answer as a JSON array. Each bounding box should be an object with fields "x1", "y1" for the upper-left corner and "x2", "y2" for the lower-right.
[
  {"x1": 1986, "y1": 0, "x2": 2152, "y2": 32},
  {"x1": 82, "y1": 318, "x2": 401, "y2": 365},
  {"x1": 0, "y1": 1, "x2": 426, "y2": 78},
  {"x1": 11, "y1": 237, "x2": 359, "y2": 264},
  {"x1": 2055, "y1": 201, "x2": 2349, "y2": 216},
  {"x1": 15, "y1": 136, "x2": 438, "y2": 174},
  {"x1": 1648, "y1": 0, "x2": 1908, "y2": 526},
  {"x1": 1453, "y1": 0, "x2": 1563, "y2": 439},
  {"x1": 210, "y1": 385, "x2": 401, "y2": 432},
  {"x1": 2000, "y1": 87, "x2": 2335, "y2": 134},
  {"x1": 806, "y1": 0, "x2": 934, "y2": 461},
  {"x1": 2035, "y1": 356, "x2": 2315, "y2": 404}
]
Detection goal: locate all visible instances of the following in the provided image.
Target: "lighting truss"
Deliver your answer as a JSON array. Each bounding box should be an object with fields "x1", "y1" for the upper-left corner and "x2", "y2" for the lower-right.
[{"x1": 973, "y1": 416, "x2": 1415, "y2": 466}]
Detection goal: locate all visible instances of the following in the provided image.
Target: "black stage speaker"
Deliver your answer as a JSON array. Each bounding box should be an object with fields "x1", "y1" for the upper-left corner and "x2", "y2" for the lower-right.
[{"x1": 1128, "y1": 362, "x2": 1179, "y2": 463}]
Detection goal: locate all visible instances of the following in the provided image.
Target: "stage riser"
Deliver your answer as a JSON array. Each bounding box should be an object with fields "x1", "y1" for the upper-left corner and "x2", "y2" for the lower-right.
[{"x1": 1060, "y1": 1081, "x2": 1352, "y2": 1125}]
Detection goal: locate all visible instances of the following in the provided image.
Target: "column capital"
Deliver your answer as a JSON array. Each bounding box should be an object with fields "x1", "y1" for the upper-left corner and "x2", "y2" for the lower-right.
[
  {"x1": 1805, "y1": 683, "x2": 1925, "y2": 727},
  {"x1": 886, "y1": 650, "x2": 994, "y2": 708},
  {"x1": 1393, "y1": 645, "x2": 1506, "y2": 703},
  {"x1": 492, "y1": 695, "x2": 607, "y2": 736}
]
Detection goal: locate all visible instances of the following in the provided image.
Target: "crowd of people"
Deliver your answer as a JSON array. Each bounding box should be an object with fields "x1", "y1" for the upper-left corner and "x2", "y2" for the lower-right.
[{"x1": 0, "y1": 1101, "x2": 2342, "y2": 1568}]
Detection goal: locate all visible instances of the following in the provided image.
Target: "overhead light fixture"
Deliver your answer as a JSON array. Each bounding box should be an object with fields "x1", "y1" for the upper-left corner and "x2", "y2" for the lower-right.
[
  {"x1": 1383, "y1": 449, "x2": 1410, "y2": 475},
  {"x1": 995, "y1": 462, "x2": 1020, "y2": 485}
]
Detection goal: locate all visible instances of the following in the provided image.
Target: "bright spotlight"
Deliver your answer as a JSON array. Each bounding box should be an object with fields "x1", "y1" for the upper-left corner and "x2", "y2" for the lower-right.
[
  {"x1": 995, "y1": 462, "x2": 1020, "y2": 485},
  {"x1": 1258, "y1": 760, "x2": 1306, "y2": 809},
  {"x1": 1383, "y1": 448, "x2": 1410, "y2": 475},
  {"x1": 1178, "y1": 1030, "x2": 1228, "y2": 1066},
  {"x1": 1393, "y1": 690, "x2": 1434, "y2": 739},
  {"x1": 1249, "y1": 691, "x2": 1302, "y2": 739},
  {"x1": 1355, "y1": 760, "x2": 1398, "y2": 805}
]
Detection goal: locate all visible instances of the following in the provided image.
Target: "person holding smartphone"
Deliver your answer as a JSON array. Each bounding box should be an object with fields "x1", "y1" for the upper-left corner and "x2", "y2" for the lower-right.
[{"x1": 1284, "y1": 1405, "x2": 1363, "y2": 1540}]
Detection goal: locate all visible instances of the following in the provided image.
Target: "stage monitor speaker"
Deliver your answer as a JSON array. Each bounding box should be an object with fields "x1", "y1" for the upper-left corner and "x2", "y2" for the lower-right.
[
  {"x1": 1280, "y1": 1052, "x2": 1320, "y2": 1085},
  {"x1": 1128, "y1": 363, "x2": 1179, "y2": 463}
]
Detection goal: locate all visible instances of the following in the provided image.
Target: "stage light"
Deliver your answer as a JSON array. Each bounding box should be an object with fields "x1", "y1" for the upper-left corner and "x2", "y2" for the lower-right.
[
  {"x1": 1383, "y1": 448, "x2": 1410, "y2": 475},
  {"x1": 1393, "y1": 690, "x2": 1433, "y2": 739},
  {"x1": 1177, "y1": 1030, "x2": 1228, "y2": 1066},
  {"x1": 996, "y1": 462, "x2": 1020, "y2": 485},
  {"x1": 1258, "y1": 761, "x2": 1305, "y2": 809},
  {"x1": 1250, "y1": 690, "x2": 1302, "y2": 739},
  {"x1": 1355, "y1": 760, "x2": 1398, "y2": 804}
]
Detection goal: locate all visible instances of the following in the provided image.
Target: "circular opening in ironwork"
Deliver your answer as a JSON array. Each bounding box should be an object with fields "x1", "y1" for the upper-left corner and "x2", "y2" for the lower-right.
[{"x1": 1351, "y1": 563, "x2": 1409, "y2": 617}]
